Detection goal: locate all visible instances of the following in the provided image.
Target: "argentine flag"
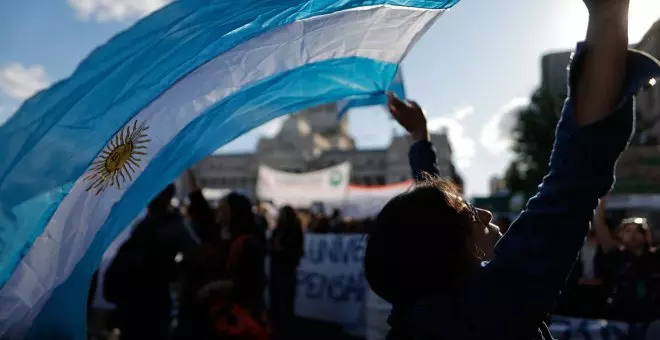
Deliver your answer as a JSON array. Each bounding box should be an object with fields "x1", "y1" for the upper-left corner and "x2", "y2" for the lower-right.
[
  {"x1": 336, "y1": 67, "x2": 406, "y2": 118},
  {"x1": 0, "y1": 0, "x2": 460, "y2": 338}
]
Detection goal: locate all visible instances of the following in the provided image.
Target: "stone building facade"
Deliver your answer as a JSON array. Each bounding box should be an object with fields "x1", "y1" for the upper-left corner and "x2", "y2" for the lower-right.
[
  {"x1": 542, "y1": 19, "x2": 660, "y2": 124},
  {"x1": 635, "y1": 19, "x2": 660, "y2": 145},
  {"x1": 541, "y1": 50, "x2": 572, "y2": 101},
  {"x1": 193, "y1": 103, "x2": 460, "y2": 197}
]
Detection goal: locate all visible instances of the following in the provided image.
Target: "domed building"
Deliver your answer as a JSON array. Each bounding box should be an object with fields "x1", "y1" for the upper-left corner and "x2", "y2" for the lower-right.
[{"x1": 191, "y1": 103, "x2": 458, "y2": 198}]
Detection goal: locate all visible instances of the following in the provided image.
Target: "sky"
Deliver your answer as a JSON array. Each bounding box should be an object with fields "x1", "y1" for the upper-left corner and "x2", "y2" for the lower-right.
[{"x1": 1, "y1": 0, "x2": 660, "y2": 197}]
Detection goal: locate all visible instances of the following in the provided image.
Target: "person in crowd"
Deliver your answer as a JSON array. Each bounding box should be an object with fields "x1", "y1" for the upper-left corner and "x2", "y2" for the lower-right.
[
  {"x1": 204, "y1": 192, "x2": 269, "y2": 339},
  {"x1": 329, "y1": 208, "x2": 346, "y2": 231},
  {"x1": 252, "y1": 202, "x2": 270, "y2": 247},
  {"x1": 104, "y1": 184, "x2": 190, "y2": 340},
  {"x1": 255, "y1": 202, "x2": 271, "y2": 231},
  {"x1": 363, "y1": 0, "x2": 660, "y2": 338},
  {"x1": 556, "y1": 228, "x2": 607, "y2": 319},
  {"x1": 269, "y1": 205, "x2": 305, "y2": 338},
  {"x1": 185, "y1": 169, "x2": 269, "y2": 339},
  {"x1": 175, "y1": 171, "x2": 230, "y2": 340},
  {"x1": 311, "y1": 214, "x2": 331, "y2": 234},
  {"x1": 592, "y1": 198, "x2": 660, "y2": 322}
]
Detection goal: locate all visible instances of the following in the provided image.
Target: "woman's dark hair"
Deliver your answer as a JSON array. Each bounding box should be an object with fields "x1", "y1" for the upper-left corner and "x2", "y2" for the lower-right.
[
  {"x1": 226, "y1": 192, "x2": 257, "y2": 237},
  {"x1": 364, "y1": 178, "x2": 474, "y2": 304},
  {"x1": 277, "y1": 206, "x2": 301, "y2": 231}
]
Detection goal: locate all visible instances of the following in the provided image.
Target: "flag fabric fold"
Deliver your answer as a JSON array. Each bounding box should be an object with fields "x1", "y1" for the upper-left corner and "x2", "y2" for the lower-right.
[
  {"x1": 336, "y1": 67, "x2": 406, "y2": 118},
  {"x1": 0, "y1": 0, "x2": 460, "y2": 338}
]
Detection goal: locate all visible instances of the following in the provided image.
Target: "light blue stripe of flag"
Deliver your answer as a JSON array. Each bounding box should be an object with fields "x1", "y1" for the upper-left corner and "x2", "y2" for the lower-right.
[{"x1": 336, "y1": 67, "x2": 406, "y2": 118}]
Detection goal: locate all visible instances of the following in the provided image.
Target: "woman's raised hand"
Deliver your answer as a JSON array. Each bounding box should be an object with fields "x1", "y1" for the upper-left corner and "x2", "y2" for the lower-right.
[{"x1": 387, "y1": 92, "x2": 428, "y2": 142}]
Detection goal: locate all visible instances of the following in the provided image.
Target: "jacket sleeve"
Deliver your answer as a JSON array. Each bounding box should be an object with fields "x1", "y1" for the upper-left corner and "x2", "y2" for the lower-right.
[
  {"x1": 460, "y1": 44, "x2": 660, "y2": 338},
  {"x1": 408, "y1": 139, "x2": 440, "y2": 181}
]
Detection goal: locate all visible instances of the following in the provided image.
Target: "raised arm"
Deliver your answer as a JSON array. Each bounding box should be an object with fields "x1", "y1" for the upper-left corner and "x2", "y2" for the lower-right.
[
  {"x1": 185, "y1": 169, "x2": 215, "y2": 235},
  {"x1": 592, "y1": 197, "x2": 619, "y2": 253},
  {"x1": 461, "y1": 1, "x2": 660, "y2": 337},
  {"x1": 386, "y1": 92, "x2": 440, "y2": 180}
]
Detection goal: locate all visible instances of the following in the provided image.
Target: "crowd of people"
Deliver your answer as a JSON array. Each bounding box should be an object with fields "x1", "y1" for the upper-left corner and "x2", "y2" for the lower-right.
[
  {"x1": 557, "y1": 199, "x2": 660, "y2": 324},
  {"x1": 301, "y1": 210, "x2": 373, "y2": 234},
  {"x1": 92, "y1": 171, "x2": 660, "y2": 339},
  {"x1": 98, "y1": 169, "x2": 306, "y2": 340}
]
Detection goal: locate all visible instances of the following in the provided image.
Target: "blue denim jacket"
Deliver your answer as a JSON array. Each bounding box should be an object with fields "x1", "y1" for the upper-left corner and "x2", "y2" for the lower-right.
[{"x1": 393, "y1": 43, "x2": 660, "y2": 340}]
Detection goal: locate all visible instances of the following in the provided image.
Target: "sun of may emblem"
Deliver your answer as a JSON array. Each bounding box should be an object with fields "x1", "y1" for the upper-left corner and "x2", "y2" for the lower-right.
[{"x1": 85, "y1": 120, "x2": 150, "y2": 195}]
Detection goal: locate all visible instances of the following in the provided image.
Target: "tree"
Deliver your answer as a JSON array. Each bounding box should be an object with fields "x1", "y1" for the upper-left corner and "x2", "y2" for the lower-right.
[{"x1": 504, "y1": 87, "x2": 562, "y2": 197}]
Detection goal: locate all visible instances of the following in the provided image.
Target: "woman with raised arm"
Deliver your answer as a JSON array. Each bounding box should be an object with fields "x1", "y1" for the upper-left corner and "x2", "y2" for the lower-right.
[{"x1": 364, "y1": 0, "x2": 660, "y2": 338}]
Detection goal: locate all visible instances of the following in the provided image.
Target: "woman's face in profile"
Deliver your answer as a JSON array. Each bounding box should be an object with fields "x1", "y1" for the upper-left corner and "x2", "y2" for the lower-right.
[{"x1": 467, "y1": 206, "x2": 501, "y2": 261}]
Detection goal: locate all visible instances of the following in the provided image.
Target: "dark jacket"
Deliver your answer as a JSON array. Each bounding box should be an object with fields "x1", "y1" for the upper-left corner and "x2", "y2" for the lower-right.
[
  {"x1": 387, "y1": 43, "x2": 660, "y2": 339},
  {"x1": 104, "y1": 209, "x2": 189, "y2": 339},
  {"x1": 270, "y1": 222, "x2": 304, "y2": 268}
]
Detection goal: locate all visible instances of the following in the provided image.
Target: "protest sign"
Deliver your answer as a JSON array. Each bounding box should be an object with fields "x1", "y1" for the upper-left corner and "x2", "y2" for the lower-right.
[
  {"x1": 295, "y1": 234, "x2": 366, "y2": 325},
  {"x1": 257, "y1": 163, "x2": 351, "y2": 207},
  {"x1": 549, "y1": 316, "x2": 636, "y2": 340}
]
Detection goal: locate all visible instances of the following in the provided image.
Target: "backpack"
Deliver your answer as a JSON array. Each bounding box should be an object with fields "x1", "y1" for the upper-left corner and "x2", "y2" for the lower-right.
[{"x1": 209, "y1": 234, "x2": 271, "y2": 340}]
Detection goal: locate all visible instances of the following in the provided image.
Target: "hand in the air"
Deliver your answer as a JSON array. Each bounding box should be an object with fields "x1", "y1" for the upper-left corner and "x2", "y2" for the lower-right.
[
  {"x1": 186, "y1": 168, "x2": 200, "y2": 192},
  {"x1": 387, "y1": 92, "x2": 428, "y2": 142}
]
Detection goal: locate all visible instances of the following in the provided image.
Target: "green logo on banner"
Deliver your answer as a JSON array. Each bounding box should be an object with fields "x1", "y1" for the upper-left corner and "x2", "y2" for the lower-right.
[{"x1": 329, "y1": 171, "x2": 343, "y2": 187}]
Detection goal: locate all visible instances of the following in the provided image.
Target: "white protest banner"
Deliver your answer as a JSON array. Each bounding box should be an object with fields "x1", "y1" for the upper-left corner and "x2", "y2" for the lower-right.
[
  {"x1": 365, "y1": 288, "x2": 392, "y2": 340},
  {"x1": 295, "y1": 234, "x2": 366, "y2": 325},
  {"x1": 335, "y1": 181, "x2": 413, "y2": 218},
  {"x1": 257, "y1": 163, "x2": 351, "y2": 207}
]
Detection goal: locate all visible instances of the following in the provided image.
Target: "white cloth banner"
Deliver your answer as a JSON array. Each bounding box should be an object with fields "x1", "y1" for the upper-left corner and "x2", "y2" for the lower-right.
[
  {"x1": 365, "y1": 288, "x2": 392, "y2": 340},
  {"x1": 295, "y1": 233, "x2": 366, "y2": 325},
  {"x1": 257, "y1": 163, "x2": 351, "y2": 207},
  {"x1": 335, "y1": 181, "x2": 413, "y2": 218}
]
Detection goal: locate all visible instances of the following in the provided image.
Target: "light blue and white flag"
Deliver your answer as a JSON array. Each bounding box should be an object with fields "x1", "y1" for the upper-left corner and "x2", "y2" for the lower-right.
[
  {"x1": 0, "y1": 0, "x2": 460, "y2": 338},
  {"x1": 336, "y1": 67, "x2": 406, "y2": 118}
]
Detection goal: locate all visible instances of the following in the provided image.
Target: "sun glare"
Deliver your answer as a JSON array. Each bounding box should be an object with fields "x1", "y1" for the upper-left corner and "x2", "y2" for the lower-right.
[
  {"x1": 561, "y1": 0, "x2": 660, "y2": 44},
  {"x1": 629, "y1": 0, "x2": 660, "y2": 42}
]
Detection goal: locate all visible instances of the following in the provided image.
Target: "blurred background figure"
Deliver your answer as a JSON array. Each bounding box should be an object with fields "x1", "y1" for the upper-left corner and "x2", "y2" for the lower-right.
[
  {"x1": 593, "y1": 199, "x2": 660, "y2": 323},
  {"x1": 103, "y1": 184, "x2": 191, "y2": 340},
  {"x1": 180, "y1": 169, "x2": 270, "y2": 340},
  {"x1": 269, "y1": 206, "x2": 304, "y2": 339}
]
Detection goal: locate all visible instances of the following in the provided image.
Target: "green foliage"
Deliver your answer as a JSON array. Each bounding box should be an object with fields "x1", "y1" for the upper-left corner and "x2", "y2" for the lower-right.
[{"x1": 504, "y1": 88, "x2": 562, "y2": 197}]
